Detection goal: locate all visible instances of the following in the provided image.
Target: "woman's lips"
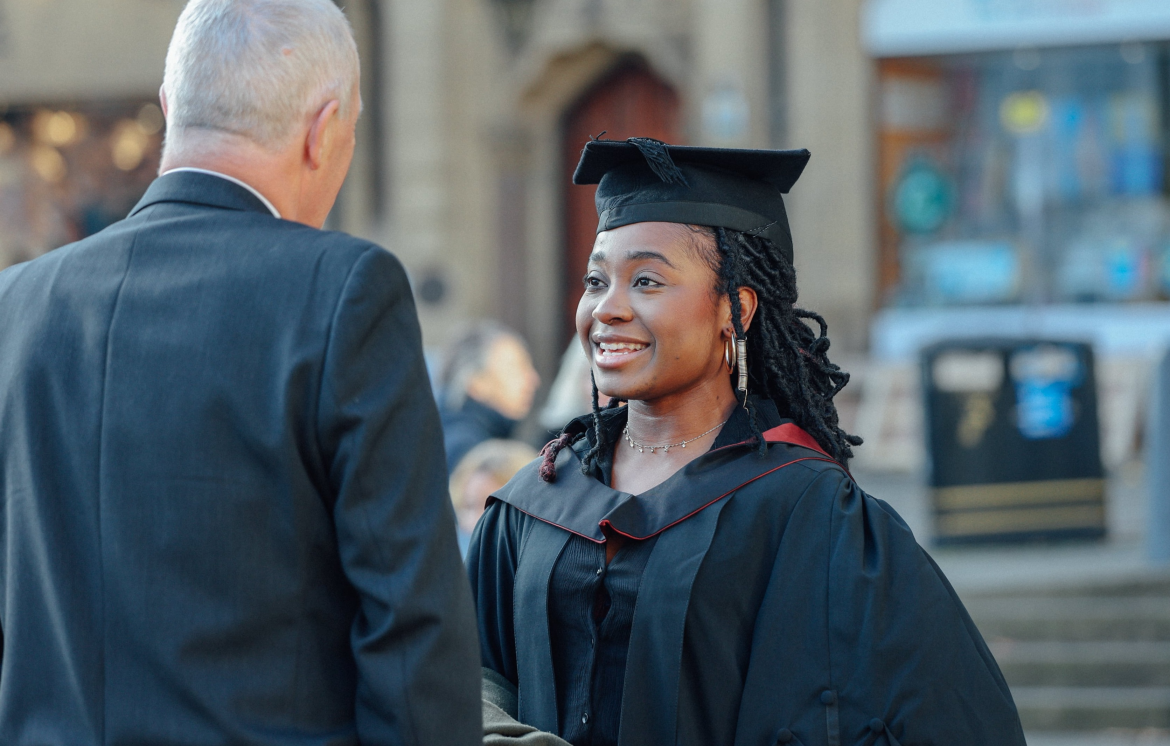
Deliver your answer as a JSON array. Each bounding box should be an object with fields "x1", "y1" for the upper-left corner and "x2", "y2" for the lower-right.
[{"x1": 594, "y1": 341, "x2": 649, "y2": 369}]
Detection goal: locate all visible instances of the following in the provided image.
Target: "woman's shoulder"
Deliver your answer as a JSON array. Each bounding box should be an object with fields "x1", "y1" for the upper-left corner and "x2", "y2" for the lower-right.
[
  {"x1": 735, "y1": 445, "x2": 920, "y2": 540},
  {"x1": 735, "y1": 441, "x2": 853, "y2": 498},
  {"x1": 491, "y1": 451, "x2": 553, "y2": 507}
]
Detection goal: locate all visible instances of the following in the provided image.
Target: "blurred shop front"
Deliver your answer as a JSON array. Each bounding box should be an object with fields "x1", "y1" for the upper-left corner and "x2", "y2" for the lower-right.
[
  {"x1": 856, "y1": 0, "x2": 1170, "y2": 479},
  {"x1": 0, "y1": 102, "x2": 164, "y2": 269},
  {"x1": 0, "y1": 0, "x2": 184, "y2": 271}
]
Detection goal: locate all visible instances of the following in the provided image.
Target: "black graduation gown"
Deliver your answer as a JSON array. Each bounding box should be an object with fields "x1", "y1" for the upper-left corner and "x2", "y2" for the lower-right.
[{"x1": 466, "y1": 415, "x2": 1026, "y2": 746}]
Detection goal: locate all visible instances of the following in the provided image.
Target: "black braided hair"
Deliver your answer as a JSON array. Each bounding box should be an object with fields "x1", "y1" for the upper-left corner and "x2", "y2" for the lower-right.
[
  {"x1": 539, "y1": 370, "x2": 624, "y2": 483},
  {"x1": 578, "y1": 370, "x2": 627, "y2": 477},
  {"x1": 707, "y1": 225, "x2": 861, "y2": 462}
]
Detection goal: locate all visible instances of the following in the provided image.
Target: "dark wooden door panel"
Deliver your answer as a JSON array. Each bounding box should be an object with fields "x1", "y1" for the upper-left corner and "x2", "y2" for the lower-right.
[{"x1": 561, "y1": 63, "x2": 682, "y2": 344}]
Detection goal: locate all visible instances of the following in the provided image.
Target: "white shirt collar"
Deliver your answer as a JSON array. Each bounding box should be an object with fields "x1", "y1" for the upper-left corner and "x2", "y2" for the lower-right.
[{"x1": 162, "y1": 167, "x2": 282, "y2": 219}]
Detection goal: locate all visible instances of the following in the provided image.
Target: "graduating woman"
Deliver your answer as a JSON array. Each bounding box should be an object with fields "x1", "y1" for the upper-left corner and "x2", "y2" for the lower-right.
[{"x1": 468, "y1": 139, "x2": 1026, "y2": 746}]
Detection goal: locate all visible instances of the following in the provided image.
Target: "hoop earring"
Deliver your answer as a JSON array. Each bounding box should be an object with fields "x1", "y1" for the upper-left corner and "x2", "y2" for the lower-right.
[
  {"x1": 736, "y1": 338, "x2": 748, "y2": 393},
  {"x1": 723, "y1": 338, "x2": 736, "y2": 374}
]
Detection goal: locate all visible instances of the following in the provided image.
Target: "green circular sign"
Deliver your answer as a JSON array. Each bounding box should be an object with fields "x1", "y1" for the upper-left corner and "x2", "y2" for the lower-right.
[{"x1": 892, "y1": 160, "x2": 953, "y2": 235}]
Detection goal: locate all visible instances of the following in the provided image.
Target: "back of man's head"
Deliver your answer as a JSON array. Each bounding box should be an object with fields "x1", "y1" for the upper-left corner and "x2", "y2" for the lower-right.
[{"x1": 163, "y1": 0, "x2": 359, "y2": 155}]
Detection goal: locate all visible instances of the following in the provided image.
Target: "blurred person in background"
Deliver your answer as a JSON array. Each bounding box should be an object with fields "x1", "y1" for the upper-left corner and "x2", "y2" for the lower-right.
[
  {"x1": 0, "y1": 1, "x2": 480, "y2": 744},
  {"x1": 467, "y1": 139, "x2": 1026, "y2": 746},
  {"x1": 439, "y1": 321, "x2": 541, "y2": 472},
  {"x1": 449, "y1": 439, "x2": 538, "y2": 556}
]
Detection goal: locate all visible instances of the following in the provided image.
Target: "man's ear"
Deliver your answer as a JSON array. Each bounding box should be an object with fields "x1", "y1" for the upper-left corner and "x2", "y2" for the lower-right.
[
  {"x1": 305, "y1": 99, "x2": 341, "y2": 170},
  {"x1": 738, "y1": 286, "x2": 759, "y2": 333},
  {"x1": 159, "y1": 86, "x2": 169, "y2": 119}
]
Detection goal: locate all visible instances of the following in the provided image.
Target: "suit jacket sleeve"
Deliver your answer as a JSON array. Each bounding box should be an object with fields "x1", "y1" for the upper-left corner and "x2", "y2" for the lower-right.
[{"x1": 317, "y1": 245, "x2": 481, "y2": 746}]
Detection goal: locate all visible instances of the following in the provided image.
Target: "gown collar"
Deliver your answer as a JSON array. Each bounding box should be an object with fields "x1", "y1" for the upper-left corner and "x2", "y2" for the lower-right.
[{"x1": 492, "y1": 398, "x2": 839, "y2": 543}]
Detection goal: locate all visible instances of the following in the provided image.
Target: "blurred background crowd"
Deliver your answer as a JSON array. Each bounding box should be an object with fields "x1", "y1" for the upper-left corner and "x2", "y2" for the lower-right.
[{"x1": 5, "y1": 0, "x2": 1170, "y2": 742}]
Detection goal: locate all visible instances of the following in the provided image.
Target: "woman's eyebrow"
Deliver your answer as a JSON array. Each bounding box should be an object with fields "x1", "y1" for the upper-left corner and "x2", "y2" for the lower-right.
[
  {"x1": 587, "y1": 249, "x2": 677, "y2": 269},
  {"x1": 624, "y1": 250, "x2": 676, "y2": 268}
]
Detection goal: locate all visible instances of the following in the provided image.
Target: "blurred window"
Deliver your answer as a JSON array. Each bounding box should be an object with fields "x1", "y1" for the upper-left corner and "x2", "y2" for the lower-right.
[{"x1": 876, "y1": 44, "x2": 1170, "y2": 307}]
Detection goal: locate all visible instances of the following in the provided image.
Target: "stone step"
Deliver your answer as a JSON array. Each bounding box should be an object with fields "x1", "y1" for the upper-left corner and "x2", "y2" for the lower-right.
[
  {"x1": 992, "y1": 641, "x2": 1170, "y2": 687},
  {"x1": 1013, "y1": 687, "x2": 1170, "y2": 731},
  {"x1": 1026, "y1": 729, "x2": 1170, "y2": 746},
  {"x1": 967, "y1": 597, "x2": 1170, "y2": 642},
  {"x1": 973, "y1": 578, "x2": 1170, "y2": 599}
]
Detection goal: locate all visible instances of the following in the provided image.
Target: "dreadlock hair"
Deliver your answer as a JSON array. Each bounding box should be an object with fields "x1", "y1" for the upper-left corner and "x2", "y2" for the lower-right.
[
  {"x1": 705, "y1": 225, "x2": 861, "y2": 463},
  {"x1": 538, "y1": 369, "x2": 623, "y2": 483},
  {"x1": 538, "y1": 224, "x2": 860, "y2": 483}
]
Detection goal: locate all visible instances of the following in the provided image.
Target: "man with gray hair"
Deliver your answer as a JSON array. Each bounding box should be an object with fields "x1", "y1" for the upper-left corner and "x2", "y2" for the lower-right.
[{"x1": 0, "y1": 1, "x2": 480, "y2": 744}]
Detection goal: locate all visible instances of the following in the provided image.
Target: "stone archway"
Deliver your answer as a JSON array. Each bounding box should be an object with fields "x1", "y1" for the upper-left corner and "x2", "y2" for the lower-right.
[{"x1": 559, "y1": 60, "x2": 682, "y2": 343}]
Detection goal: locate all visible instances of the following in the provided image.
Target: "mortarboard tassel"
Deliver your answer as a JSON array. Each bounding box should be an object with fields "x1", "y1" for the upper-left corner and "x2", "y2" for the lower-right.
[{"x1": 627, "y1": 137, "x2": 689, "y2": 186}]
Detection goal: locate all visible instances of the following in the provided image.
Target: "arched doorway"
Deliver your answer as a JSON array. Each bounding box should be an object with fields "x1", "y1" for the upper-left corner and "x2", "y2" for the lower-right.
[{"x1": 561, "y1": 60, "x2": 682, "y2": 343}]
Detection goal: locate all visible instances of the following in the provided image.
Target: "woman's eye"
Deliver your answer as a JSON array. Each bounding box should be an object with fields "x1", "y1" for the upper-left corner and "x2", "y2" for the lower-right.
[
  {"x1": 633, "y1": 276, "x2": 661, "y2": 288},
  {"x1": 583, "y1": 275, "x2": 605, "y2": 289}
]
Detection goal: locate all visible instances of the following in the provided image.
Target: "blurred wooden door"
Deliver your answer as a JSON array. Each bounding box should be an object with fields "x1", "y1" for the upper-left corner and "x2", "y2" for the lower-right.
[{"x1": 561, "y1": 63, "x2": 682, "y2": 344}]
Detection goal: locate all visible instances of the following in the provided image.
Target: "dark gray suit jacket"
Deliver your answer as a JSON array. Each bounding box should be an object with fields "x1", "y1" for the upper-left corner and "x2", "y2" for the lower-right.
[{"x1": 0, "y1": 171, "x2": 480, "y2": 745}]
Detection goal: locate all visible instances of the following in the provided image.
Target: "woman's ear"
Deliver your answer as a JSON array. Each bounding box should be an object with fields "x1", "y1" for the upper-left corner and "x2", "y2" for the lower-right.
[
  {"x1": 719, "y1": 294, "x2": 736, "y2": 340},
  {"x1": 738, "y1": 286, "x2": 759, "y2": 333}
]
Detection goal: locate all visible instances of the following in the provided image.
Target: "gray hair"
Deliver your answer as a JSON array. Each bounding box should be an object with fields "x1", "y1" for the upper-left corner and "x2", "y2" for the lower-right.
[{"x1": 163, "y1": 0, "x2": 359, "y2": 150}]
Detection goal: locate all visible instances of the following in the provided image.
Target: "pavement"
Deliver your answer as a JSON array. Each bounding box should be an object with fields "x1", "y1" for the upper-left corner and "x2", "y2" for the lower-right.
[
  {"x1": 851, "y1": 465, "x2": 1170, "y2": 746},
  {"x1": 1025, "y1": 733, "x2": 1170, "y2": 746}
]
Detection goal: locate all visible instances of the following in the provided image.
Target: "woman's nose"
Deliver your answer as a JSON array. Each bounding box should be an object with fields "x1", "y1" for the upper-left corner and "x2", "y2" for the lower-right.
[{"x1": 592, "y1": 286, "x2": 632, "y2": 324}]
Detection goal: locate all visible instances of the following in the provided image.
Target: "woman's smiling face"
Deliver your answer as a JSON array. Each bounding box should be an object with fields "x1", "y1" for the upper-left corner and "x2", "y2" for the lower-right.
[{"x1": 576, "y1": 222, "x2": 735, "y2": 403}]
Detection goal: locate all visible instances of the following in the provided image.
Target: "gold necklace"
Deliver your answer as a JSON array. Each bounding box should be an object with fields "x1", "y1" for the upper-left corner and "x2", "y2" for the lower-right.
[{"x1": 622, "y1": 419, "x2": 727, "y2": 454}]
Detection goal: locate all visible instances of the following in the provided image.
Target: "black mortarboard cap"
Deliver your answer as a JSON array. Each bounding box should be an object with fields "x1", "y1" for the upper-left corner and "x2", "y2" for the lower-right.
[{"x1": 572, "y1": 138, "x2": 811, "y2": 264}]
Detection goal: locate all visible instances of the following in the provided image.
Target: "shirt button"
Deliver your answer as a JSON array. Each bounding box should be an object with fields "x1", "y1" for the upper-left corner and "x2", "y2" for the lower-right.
[
  {"x1": 595, "y1": 567, "x2": 604, "y2": 576},
  {"x1": 582, "y1": 713, "x2": 589, "y2": 725}
]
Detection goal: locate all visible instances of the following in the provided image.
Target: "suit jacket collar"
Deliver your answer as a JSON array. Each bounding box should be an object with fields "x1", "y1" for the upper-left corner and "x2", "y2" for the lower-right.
[{"x1": 130, "y1": 170, "x2": 276, "y2": 218}]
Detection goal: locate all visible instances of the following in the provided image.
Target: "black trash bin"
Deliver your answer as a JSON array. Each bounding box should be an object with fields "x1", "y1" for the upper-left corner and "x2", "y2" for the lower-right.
[{"x1": 922, "y1": 339, "x2": 1106, "y2": 545}]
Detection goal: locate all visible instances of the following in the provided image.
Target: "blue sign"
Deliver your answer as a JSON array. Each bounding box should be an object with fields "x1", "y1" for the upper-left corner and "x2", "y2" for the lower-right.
[{"x1": 1010, "y1": 345, "x2": 1083, "y2": 440}]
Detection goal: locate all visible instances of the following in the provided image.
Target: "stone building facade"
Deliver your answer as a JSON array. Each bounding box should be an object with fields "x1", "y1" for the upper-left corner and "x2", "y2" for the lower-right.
[
  {"x1": 381, "y1": 0, "x2": 875, "y2": 375},
  {"x1": 0, "y1": 0, "x2": 875, "y2": 376}
]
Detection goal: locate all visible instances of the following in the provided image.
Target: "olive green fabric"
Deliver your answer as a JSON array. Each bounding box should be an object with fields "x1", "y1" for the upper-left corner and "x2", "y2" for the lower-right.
[{"x1": 483, "y1": 668, "x2": 571, "y2": 746}]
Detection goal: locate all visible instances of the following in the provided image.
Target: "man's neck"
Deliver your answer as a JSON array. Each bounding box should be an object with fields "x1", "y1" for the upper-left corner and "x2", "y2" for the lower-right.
[
  {"x1": 165, "y1": 167, "x2": 283, "y2": 218},
  {"x1": 160, "y1": 134, "x2": 300, "y2": 221}
]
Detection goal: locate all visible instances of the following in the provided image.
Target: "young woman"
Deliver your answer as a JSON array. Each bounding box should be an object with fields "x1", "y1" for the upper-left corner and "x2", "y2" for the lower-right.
[{"x1": 467, "y1": 139, "x2": 1025, "y2": 746}]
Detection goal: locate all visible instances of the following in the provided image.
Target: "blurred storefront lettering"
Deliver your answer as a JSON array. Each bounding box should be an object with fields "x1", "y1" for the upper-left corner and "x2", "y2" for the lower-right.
[{"x1": 865, "y1": 0, "x2": 1170, "y2": 57}]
